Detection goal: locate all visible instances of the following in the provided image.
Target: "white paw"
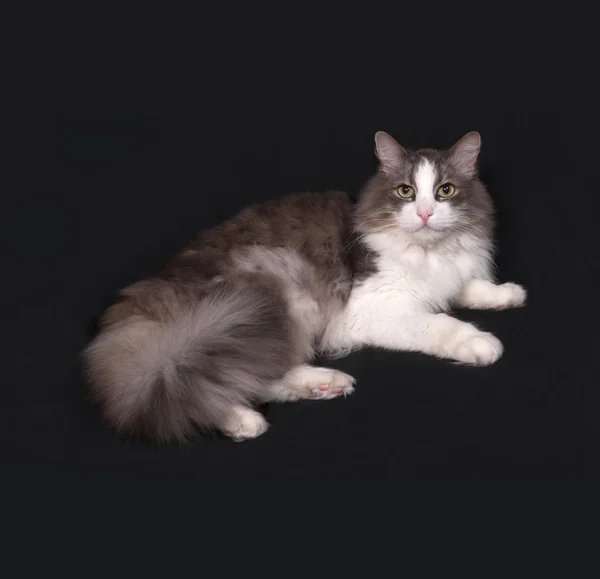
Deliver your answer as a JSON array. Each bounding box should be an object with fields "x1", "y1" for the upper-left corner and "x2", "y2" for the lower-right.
[
  {"x1": 284, "y1": 366, "x2": 355, "y2": 400},
  {"x1": 222, "y1": 406, "x2": 269, "y2": 442},
  {"x1": 453, "y1": 333, "x2": 504, "y2": 366},
  {"x1": 307, "y1": 368, "x2": 356, "y2": 400},
  {"x1": 494, "y1": 283, "x2": 527, "y2": 309},
  {"x1": 264, "y1": 366, "x2": 356, "y2": 402}
]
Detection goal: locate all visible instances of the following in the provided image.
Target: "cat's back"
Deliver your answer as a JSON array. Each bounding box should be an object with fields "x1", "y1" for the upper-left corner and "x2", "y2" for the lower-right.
[
  {"x1": 102, "y1": 192, "x2": 355, "y2": 328},
  {"x1": 164, "y1": 191, "x2": 355, "y2": 280},
  {"x1": 207, "y1": 190, "x2": 353, "y2": 249}
]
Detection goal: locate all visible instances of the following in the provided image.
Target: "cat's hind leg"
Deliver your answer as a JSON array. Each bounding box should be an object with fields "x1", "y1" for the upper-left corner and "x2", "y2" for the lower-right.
[
  {"x1": 220, "y1": 366, "x2": 355, "y2": 441},
  {"x1": 263, "y1": 365, "x2": 355, "y2": 402},
  {"x1": 220, "y1": 405, "x2": 269, "y2": 442}
]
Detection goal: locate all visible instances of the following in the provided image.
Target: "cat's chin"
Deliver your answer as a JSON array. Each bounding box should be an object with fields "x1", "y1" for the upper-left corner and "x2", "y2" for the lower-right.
[{"x1": 407, "y1": 225, "x2": 448, "y2": 243}]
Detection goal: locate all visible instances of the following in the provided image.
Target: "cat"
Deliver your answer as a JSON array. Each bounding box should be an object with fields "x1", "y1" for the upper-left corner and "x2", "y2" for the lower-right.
[{"x1": 84, "y1": 131, "x2": 526, "y2": 442}]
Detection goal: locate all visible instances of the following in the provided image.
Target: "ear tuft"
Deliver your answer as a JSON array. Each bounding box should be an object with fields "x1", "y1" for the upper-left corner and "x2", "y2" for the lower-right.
[
  {"x1": 374, "y1": 131, "x2": 406, "y2": 171},
  {"x1": 449, "y1": 131, "x2": 481, "y2": 176}
]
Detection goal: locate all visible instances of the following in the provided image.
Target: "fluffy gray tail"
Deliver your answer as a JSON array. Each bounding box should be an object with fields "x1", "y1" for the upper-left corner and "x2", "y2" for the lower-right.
[{"x1": 84, "y1": 282, "x2": 296, "y2": 442}]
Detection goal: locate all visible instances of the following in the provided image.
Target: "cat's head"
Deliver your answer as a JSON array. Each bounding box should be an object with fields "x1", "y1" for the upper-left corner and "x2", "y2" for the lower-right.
[{"x1": 356, "y1": 131, "x2": 493, "y2": 245}]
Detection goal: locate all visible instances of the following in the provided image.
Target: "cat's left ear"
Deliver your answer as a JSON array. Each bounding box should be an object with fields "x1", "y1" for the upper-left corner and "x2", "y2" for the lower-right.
[{"x1": 449, "y1": 132, "x2": 481, "y2": 176}]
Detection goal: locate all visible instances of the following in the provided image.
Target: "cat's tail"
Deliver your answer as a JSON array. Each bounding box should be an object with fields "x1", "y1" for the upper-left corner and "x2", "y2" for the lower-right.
[{"x1": 83, "y1": 280, "x2": 297, "y2": 442}]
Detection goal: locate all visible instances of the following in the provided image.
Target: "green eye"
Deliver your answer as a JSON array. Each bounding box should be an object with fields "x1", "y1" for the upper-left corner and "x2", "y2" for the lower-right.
[
  {"x1": 438, "y1": 183, "x2": 456, "y2": 198},
  {"x1": 396, "y1": 185, "x2": 415, "y2": 198}
]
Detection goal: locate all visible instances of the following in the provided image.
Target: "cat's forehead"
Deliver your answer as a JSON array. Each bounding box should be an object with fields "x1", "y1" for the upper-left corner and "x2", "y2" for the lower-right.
[
  {"x1": 407, "y1": 149, "x2": 447, "y2": 178},
  {"x1": 385, "y1": 149, "x2": 448, "y2": 188},
  {"x1": 412, "y1": 157, "x2": 438, "y2": 196}
]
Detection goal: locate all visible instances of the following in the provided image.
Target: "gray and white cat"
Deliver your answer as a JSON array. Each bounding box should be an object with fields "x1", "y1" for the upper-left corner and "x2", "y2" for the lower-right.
[{"x1": 84, "y1": 131, "x2": 526, "y2": 442}]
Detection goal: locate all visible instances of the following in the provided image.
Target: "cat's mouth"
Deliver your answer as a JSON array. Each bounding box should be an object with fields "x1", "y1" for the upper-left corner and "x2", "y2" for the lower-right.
[{"x1": 413, "y1": 223, "x2": 445, "y2": 236}]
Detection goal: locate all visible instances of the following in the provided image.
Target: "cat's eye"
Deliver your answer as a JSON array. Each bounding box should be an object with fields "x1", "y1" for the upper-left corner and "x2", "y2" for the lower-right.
[
  {"x1": 438, "y1": 183, "x2": 456, "y2": 198},
  {"x1": 396, "y1": 185, "x2": 415, "y2": 199}
]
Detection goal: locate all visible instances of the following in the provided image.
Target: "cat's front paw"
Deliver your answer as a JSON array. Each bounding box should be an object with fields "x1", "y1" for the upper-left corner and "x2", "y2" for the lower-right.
[
  {"x1": 494, "y1": 283, "x2": 527, "y2": 310},
  {"x1": 452, "y1": 333, "x2": 504, "y2": 366}
]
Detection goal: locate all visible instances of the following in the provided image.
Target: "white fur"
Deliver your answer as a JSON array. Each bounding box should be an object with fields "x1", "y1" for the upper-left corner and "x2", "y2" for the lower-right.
[
  {"x1": 396, "y1": 159, "x2": 456, "y2": 241},
  {"x1": 222, "y1": 405, "x2": 269, "y2": 442},
  {"x1": 264, "y1": 365, "x2": 355, "y2": 402},
  {"x1": 414, "y1": 159, "x2": 437, "y2": 210},
  {"x1": 323, "y1": 229, "x2": 510, "y2": 365},
  {"x1": 458, "y1": 279, "x2": 527, "y2": 309}
]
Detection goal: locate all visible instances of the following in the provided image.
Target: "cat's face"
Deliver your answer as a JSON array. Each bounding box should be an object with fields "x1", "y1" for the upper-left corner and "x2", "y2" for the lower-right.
[{"x1": 356, "y1": 132, "x2": 493, "y2": 244}]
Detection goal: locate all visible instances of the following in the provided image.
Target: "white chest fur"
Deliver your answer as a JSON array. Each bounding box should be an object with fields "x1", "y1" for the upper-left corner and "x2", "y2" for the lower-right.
[
  {"x1": 322, "y1": 231, "x2": 493, "y2": 353},
  {"x1": 356, "y1": 231, "x2": 491, "y2": 310}
]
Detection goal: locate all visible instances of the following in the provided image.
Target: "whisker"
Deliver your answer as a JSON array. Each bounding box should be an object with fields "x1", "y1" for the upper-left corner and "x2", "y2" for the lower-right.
[{"x1": 342, "y1": 224, "x2": 395, "y2": 255}]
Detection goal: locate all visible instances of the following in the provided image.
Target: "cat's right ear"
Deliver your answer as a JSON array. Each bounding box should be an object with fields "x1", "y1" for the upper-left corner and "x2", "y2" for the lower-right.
[{"x1": 375, "y1": 131, "x2": 406, "y2": 172}]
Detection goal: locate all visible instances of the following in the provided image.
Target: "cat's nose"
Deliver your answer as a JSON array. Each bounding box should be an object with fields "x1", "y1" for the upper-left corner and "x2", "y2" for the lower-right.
[{"x1": 418, "y1": 208, "x2": 433, "y2": 223}]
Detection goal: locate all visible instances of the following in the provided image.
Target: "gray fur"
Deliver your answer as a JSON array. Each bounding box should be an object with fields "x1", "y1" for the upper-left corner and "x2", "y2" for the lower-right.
[
  {"x1": 83, "y1": 132, "x2": 494, "y2": 442},
  {"x1": 85, "y1": 278, "x2": 300, "y2": 441},
  {"x1": 358, "y1": 132, "x2": 493, "y2": 242}
]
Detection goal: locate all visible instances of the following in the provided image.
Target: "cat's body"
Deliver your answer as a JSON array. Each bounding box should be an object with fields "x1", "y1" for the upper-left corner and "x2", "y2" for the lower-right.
[{"x1": 84, "y1": 131, "x2": 526, "y2": 442}]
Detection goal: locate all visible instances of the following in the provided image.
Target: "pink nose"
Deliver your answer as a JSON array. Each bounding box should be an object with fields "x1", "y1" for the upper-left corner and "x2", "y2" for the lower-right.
[{"x1": 418, "y1": 208, "x2": 433, "y2": 223}]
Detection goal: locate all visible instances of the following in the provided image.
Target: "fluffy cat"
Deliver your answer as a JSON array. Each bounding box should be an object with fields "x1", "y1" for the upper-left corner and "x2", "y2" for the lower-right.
[{"x1": 84, "y1": 131, "x2": 526, "y2": 442}]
